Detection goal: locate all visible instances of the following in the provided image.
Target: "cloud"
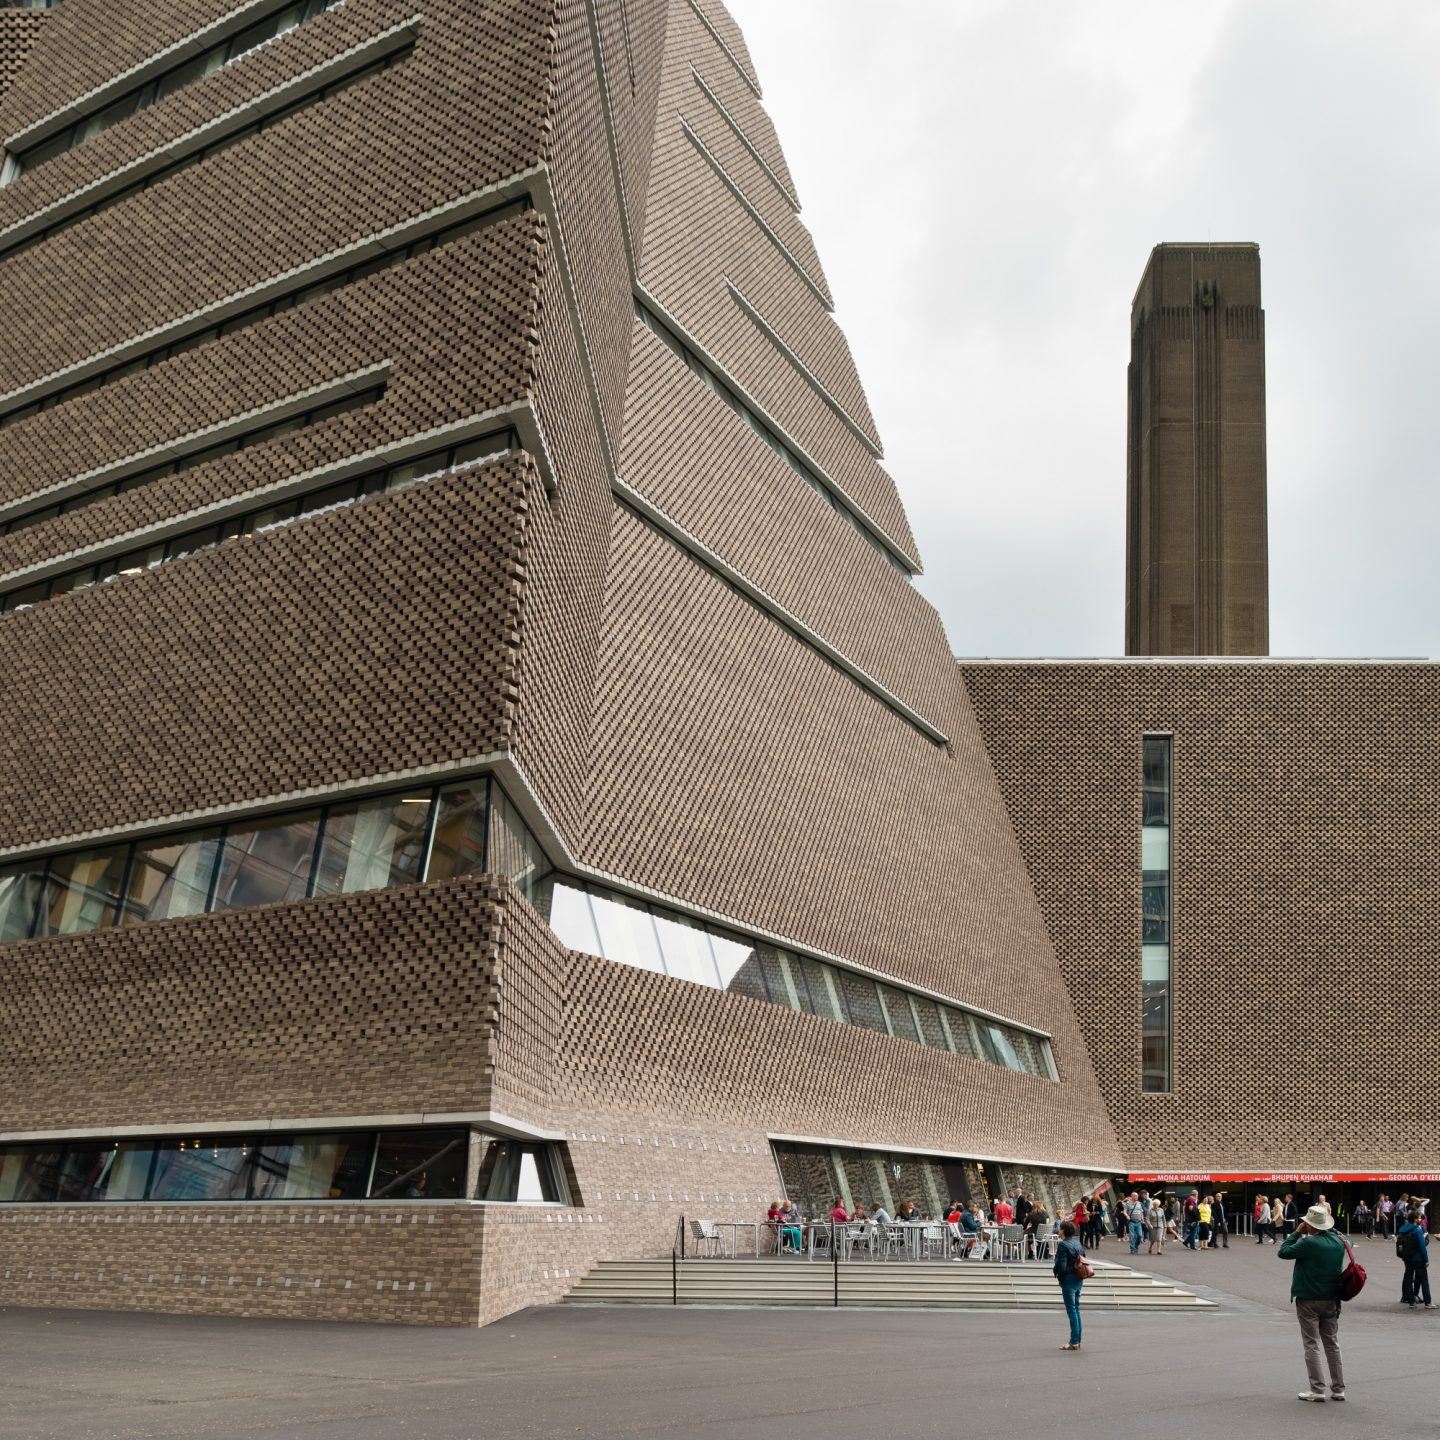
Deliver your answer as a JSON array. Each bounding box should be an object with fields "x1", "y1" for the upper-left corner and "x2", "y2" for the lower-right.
[{"x1": 725, "y1": 0, "x2": 1439, "y2": 657}]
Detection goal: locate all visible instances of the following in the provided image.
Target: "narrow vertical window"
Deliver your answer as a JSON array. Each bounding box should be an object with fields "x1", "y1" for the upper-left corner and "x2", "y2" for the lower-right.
[{"x1": 1141, "y1": 734, "x2": 1172, "y2": 1091}]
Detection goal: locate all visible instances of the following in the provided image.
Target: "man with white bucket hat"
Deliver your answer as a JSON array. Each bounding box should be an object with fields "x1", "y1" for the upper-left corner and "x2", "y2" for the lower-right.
[{"x1": 1279, "y1": 1203, "x2": 1347, "y2": 1402}]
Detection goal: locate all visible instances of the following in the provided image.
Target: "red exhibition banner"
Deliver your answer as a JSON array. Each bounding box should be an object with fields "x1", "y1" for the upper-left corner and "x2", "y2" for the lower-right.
[{"x1": 1127, "y1": 1172, "x2": 1440, "y2": 1184}]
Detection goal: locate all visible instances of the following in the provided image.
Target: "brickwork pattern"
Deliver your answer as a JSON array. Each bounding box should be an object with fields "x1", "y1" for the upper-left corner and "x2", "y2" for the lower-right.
[
  {"x1": 0, "y1": 9, "x2": 45, "y2": 100},
  {"x1": 961, "y1": 660, "x2": 1440, "y2": 1172},
  {"x1": 0, "y1": 215, "x2": 545, "y2": 572},
  {"x1": 636, "y1": 1, "x2": 909, "y2": 556},
  {"x1": 0, "y1": 0, "x2": 555, "y2": 387},
  {"x1": 0, "y1": 1204, "x2": 484, "y2": 1325},
  {"x1": 0, "y1": 874, "x2": 515, "y2": 1133},
  {"x1": 619, "y1": 320, "x2": 951, "y2": 722},
  {"x1": 0, "y1": 456, "x2": 531, "y2": 848},
  {"x1": 576, "y1": 509, "x2": 1107, "y2": 1092}
]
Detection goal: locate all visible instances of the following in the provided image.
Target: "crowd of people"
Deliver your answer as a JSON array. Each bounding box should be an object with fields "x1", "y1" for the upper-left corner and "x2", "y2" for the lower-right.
[{"x1": 763, "y1": 1183, "x2": 1432, "y2": 1366}]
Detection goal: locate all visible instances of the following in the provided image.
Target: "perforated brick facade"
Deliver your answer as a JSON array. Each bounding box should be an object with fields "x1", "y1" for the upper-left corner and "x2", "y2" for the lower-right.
[
  {"x1": 961, "y1": 659, "x2": 1440, "y2": 1173},
  {"x1": 0, "y1": 0, "x2": 1123, "y2": 1328}
]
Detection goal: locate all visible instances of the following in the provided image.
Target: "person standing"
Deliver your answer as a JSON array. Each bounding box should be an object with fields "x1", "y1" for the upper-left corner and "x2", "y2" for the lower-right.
[
  {"x1": 1212, "y1": 1191, "x2": 1230, "y2": 1249},
  {"x1": 1126, "y1": 1192, "x2": 1145, "y2": 1255},
  {"x1": 1146, "y1": 1196, "x2": 1166, "y2": 1255},
  {"x1": 1270, "y1": 1196, "x2": 1287, "y2": 1242},
  {"x1": 1397, "y1": 1211, "x2": 1431, "y2": 1308},
  {"x1": 1054, "y1": 1217, "x2": 1087, "y2": 1351},
  {"x1": 1355, "y1": 1199, "x2": 1373, "y2": 1238},
  {"x1": 1279, "y1": 1204, "x2": 1347, "y2": 1403},
  {"x1": 1255, "y1": 1193, "x2": 1270, "y2": 1245},
  {"x1": 1378, "y1": 1194, "x2": 1394, "y2": 1238}
]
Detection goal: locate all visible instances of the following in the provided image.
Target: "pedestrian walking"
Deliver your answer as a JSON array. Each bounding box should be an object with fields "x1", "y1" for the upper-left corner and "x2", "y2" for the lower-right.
[
  {"x1": 1255, "y1": 1193, "x2": 1271, "y2": 1244},
  {"x1": 1396, "y1": 1211, "x2": 1431, "y2": 1308},
  {"x1": 1182, "y1": 1191, "x2": 1200, "y2": 1249},
  {"x1": 1270, "y1": 1195, "x2": 1286, "y2": 1241},
  {"x1": 1053, "y1": 1217, "x2": 1090, "y2": 1351},
  {"x1": 1279, "y1": 1204, "x2": 1347, "y2": 1404}
]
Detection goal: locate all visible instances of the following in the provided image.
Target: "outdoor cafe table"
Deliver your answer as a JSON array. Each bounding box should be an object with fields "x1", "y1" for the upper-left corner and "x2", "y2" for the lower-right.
[{"x1": 711, "y1": 1221, "x2": 762, "y2": 1257}]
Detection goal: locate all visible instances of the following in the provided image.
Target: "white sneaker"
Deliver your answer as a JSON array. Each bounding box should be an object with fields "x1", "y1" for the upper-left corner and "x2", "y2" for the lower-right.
[
  {"x1": 1297, "y1": 1392, "x2": 1327, "y2": 1403},
  {"x1": 1330, "y1": 1394, "x2": 1347, "y2": 1403}
]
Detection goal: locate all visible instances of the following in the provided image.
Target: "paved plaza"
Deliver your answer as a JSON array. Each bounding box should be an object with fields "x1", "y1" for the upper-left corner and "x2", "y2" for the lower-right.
[{"x1": 4, "y1": 1241, "x2": 1437, "y2": 1439}]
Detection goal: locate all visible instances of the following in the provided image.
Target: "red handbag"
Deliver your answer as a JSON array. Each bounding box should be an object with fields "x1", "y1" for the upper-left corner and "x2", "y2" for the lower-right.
[{"x1": 1336, "y1": 1234, "x2": 1367, "y2": 1301}]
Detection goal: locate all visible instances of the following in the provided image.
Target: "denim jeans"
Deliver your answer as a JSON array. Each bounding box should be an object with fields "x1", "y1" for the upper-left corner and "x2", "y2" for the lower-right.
[
  {"x1": 1128, "y1": 1220, "x2": 1143, "y2": 1253},
  {"x1": 1402, "y1": 1258, "x2": 1431, "y2": 1306},
  {"x1": 1059, "y1": 1277, "x2": 1083, "y2": 1345}
]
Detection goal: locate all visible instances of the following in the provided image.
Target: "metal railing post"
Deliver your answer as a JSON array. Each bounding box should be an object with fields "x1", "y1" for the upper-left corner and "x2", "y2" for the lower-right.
[{"x1": 833, "y1": 1228, "x2": 839, "y2": 1308}]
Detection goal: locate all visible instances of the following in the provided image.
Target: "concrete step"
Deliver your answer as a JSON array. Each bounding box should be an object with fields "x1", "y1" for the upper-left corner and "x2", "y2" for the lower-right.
[{"x1": 563, "y1": 1257, "x2": 1215, "y2": 1311}]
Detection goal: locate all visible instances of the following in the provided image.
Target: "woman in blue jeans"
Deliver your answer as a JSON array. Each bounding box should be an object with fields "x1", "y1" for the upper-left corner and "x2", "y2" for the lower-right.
[{"x1": 1054, "y1": 1217, "x2": 1087, "y2": 1350}]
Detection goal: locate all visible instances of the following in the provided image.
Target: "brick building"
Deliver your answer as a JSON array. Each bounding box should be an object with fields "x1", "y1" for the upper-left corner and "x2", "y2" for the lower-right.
[
  {"x1": 0, "y1": 0, "x2": 1120, "y2": 1326},
  {"x1": 0, "y1": 0, "x2": 1431, "y2": 1329},
  {"x1": 1125, "y1": 243, "x2": 1269, "y2": 657}
]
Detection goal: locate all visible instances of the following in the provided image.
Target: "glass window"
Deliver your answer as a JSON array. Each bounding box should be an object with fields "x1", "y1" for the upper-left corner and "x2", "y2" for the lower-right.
[
  {"x1": 757, "y1": 946, "x2": 809, "y2": 1011},
  {"x1": 651, "y1": 910, "x2": 721, "y2": 987},
  {"x1": 476, "y1": 1140, "x2": 572, "y2": 1203},
  {"x1": 33, "y1": 846, "x2": 128, "y2": 937},
  {"x1": 986, "y1": 1023, "x2": 1025, "y2": 1072},
  {"x1": 488, "y1": 787, "x2": 550, "y2": 903},
  {"x1": 1142, "y1": 872, "x2": 1169, "y2": 942},
  {"x1": 909, "y1": 994, "x2": 949, "y2": 1051},
  {"x1": 799, "y1": 955, "x2": 845, "y2": 1022},
  {"x1": 836, "y1": 970, "x2": 887, "y2": 1034},
  {"x1": 313, "y1": 791, "x2": 429, "y2": 897},
  {"x1": 538, "y1": 878, "x2": 601, "y2": 956},
  {"x1": 1143, "y1": 735, "x2": 1171, "y2": 824},
  {"x1": 712, "y1": 933, "x2": 768, "y2": 1002},
  {"x1": 0, "y1": 862, "x2": 45, "y2": 942},
  {"x1": 0, "y1": 1146, "x2": 63, "y2": 1202},
  {"x1": 368, "y1": 1129, "x2": 466, "y2": 1200},
  {"x1": 877, "y1": 985, "x2": 920, "y2": 1043},
  {"x1": 147, "y1": 1140, "x2": 254, "y2": 1201},
  {"x1": 588, "y1": 890, "x2": 663, "y2": 973},
  {"x1": 426, "y1": 780, "x2": 489, "y2": 883},
  {"x1": 121, "y1": 829, "x2": 221, "y2": 924},
  {"x1": 939, "y1": 1006, "x2": 977, "y2": 1059},
  {"x1": 251, "y1": 1132, "x2": 374, "y2": 1200},
  {"x1": 210, "y1": 810, "x2": 321, "y2": 912}
]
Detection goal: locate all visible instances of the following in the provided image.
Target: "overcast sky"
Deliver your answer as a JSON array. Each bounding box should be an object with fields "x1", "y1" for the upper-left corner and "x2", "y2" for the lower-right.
[{"x1": 727, "y1": 0, "x2": 1439, "y2": 659}]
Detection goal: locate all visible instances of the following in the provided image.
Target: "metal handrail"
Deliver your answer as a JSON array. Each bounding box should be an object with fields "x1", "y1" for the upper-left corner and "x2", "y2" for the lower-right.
[{"x1": 671, "y1": 1213, "x2": 685, "y2": 1305}]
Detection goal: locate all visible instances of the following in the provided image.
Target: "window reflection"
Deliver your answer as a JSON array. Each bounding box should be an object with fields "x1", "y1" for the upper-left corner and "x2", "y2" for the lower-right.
[
  {"x1": 426, "y1": 781, "x2": 489, "y2": 883},
  {"x1": 0, "y1": 863, "x2": 44, "y2": 942},
  {"x1": 121, "y1": 830, "x2": 221, "y2": 924},
  {"x1": 34, "y1": 847, "x2": 127, "y2": 937},
  {"x1": 210, "y1": 811, "x2": 321, "y2": 912},
  {"x1": 313, "y1": 791, "x2": 428, "y2": 897}
]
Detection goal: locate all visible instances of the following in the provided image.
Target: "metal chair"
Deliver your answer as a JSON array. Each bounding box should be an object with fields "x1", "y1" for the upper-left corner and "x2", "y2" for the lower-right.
[
  {"x1": 921, "y1": 1224, "x2": 948, "y2": 1258},
  {"x1": 998, "y1": 1223, "x2": 1025, "y2": 1261},
  {"x1": 690, "y1": 1218, "x2": 723, "y2": 1257},
  {"x1": 1032, "y1": 1222, "x2": 1058, "y2": 1260}
]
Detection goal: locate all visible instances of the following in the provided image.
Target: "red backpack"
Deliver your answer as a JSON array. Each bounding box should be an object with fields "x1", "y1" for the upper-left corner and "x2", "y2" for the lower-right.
[{"x1": 1336, "y1": 1233, "x2": 1367, "y2": 1302}]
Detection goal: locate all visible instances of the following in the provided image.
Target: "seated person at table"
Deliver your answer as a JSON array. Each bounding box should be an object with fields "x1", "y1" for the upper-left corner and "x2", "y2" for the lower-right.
[
  {"x1": 830, "y1": 1197, "x2": 850, "y2": 1223},
  {"x1": 851, "y1": 1202, "x2": 868, "y2": 1223},
  {"x1": 962, "y1": 1205, "x2": 984, "y2": 1233},
  {"x1": 896, "y1": 1200, "x2": 922, "y2": 1223},
  {"x1": 871, "y1": 1202, "x2": 893, "y2": 1226},
  {"x1": 946, "y1": 1201, "x2": 963, "y2": 1225},
  {"x1": 767, "y1": 1200, "x2": 783, "y2": 1223},
  {"x1": 776, "y1": 1198, "x2": 803, "y2": 1251}
]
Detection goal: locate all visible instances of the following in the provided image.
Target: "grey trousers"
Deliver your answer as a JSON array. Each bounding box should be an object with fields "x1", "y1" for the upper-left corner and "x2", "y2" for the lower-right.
[{"x1": 1295, "y1": 1298, "x2": 1345, "y2": 1395}]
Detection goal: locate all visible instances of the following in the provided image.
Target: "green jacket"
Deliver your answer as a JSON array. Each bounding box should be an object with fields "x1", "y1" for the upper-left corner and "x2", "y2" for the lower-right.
[{"x1": 1278, "y1": 1229, "x2": 1346, "y2": 1301}]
